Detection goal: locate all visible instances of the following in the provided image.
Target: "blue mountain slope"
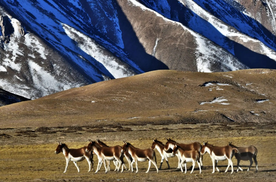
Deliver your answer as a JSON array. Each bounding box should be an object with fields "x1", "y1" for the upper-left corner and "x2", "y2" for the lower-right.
[{"x1": 0, "y1": 0, "x2": 275, "y2": 104}]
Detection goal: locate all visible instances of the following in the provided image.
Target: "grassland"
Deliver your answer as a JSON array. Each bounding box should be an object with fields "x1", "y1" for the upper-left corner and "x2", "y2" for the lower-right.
[{"x1": 0, "y1": 122, "x2": 276, "y2": 181}]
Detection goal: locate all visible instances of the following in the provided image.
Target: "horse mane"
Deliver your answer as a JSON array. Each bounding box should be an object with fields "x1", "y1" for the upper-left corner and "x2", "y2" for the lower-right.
[
  {"x1": 228, "y1": 142, "x2": 238, "y2": 148},
  {"x1": 97, "y1": 139, "x2": 109, "y2": 147},
  {"x1": 204, "y1": 142, "x2": 214, "y2": 147},
  {"x1": 167, "y1": 138, "x2": 178, "y2": 144},
  {"x1": 124, "y1": 142, "x2": 138, "y2": 150},
  {"x1": 154, "y1": 139, "x2": 165, "y2": 146}
]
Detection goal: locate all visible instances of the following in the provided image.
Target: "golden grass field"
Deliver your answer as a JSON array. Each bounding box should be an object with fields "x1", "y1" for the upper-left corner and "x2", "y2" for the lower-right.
[
  {"x1": 0, "y1": 122, "x2": 275, "y2": 181},
  {"x1": 0, "y1": 70, "x2": 276, "y2": 181}
]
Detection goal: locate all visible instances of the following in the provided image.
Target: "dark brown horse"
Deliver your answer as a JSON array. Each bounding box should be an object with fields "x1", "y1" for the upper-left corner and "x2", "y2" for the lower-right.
[
  {"x1": 55, "y1": 142, "x2": 93, "y2": 173},
  {"x1": 86, "y1": 141, "x2": 124, "y2": 173},
  {"x1": 229, "y1": 142, "x2": 258, "y2": 172},
  {"x1": 201, "y1": 142, "x2": 238, "y2": 174},
  {"x1": 123, "y1": 141, "x2": 158, "y2": 173}
]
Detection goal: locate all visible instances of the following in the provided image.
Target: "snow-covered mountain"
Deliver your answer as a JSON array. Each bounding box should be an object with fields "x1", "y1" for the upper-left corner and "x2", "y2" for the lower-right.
[{"x1": 0, "y1": 0, "x2": 276, "y2": 103}]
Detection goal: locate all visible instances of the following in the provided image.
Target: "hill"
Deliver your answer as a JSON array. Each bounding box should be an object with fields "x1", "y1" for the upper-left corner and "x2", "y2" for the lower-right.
[
  {"x1": 1, "y1": 0, "x2": 276, "y2": 104},
  {"x1": 0, "y1": 69, "x2": 275, "y2": 128}
]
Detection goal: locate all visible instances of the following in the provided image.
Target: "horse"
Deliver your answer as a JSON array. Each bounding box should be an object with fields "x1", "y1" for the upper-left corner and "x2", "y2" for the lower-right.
[
  {"x1": 55, "y1": 142, "x2": 93, "y2": 173},
  {"x1": 201, "y1": 142, "x2": 238, "y2": 174},
  {"x1": 172, "y1": 145, "x2": 201, "y2": 174},
  {"x1": 229, "y1": 142, "x2": 258, "y2": 172},
  {"x1": 123, "y1": 141, "x2": 159, "y2": 173},
  {"x1": 86, "y1": 141, "x2": 124, "y2": 173},
  {"x1": 151, "y1": 139, "x2": 174, "y2": 169},
  {"x1": 164, "y1": 138, "x2": 203, "y2": 168},
  {"x1": 96, "y1": 139, "x2": 128, "y2": 171}
]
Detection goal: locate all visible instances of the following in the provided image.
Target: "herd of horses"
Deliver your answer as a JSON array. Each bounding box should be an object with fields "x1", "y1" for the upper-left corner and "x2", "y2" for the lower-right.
[{"x1": 55, "y1": 139, "x2": 258, "y2": 174}]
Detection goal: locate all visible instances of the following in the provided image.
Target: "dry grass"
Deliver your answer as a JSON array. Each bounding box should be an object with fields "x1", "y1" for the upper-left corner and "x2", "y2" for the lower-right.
[{"x1": 0, "y1": 123, "x2": 276, "y2": 181}]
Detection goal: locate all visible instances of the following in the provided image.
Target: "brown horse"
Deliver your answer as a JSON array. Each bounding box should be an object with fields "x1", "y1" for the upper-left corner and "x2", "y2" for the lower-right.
[
  {"x1": 172, "y1": 145, "x2": 201, "y2": 174},
  {"x1": 201, "y1": 142, "x2": 238, "y2": 174},
  {"x1": 151, "y1": 139, "x2": 174, "y2": 169},
  {"x1": 96, "y1": 139, "x2": 127, "y2": 171},
  {"x1": 164, "y1": 138, "x2": 203, "y2": 168},
  {"x1": 229, "y1": 142, "x2": 258, "y2": 172},
  {"x1": 86, "y1": 141, "x2": 125, "y2": 173},
  {"x1": 123, "y1": 141, "x2": 158, "y2": 173},
  {"x1": 55, "y1": 142, "x2": 93, "y2": 173}
]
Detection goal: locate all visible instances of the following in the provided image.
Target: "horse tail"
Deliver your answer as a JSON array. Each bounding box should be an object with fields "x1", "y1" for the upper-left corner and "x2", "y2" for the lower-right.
[
  {"x1": 153, "y1": 150, "x2": 157, "y2": 164},
  {"x1": 120, "y1": 148, "x2": 125, "y2": 164},
  {"x1": 196, "y1": 151, "x2": 201, "y2": 163},
  {"x1": 232, "y1": 147, "x2": 239, "y2": 158},
  {"x1": 254, "y1": 146, "x2": 258, "y2": 156},
  {"x1": 89, "y1": 151, "x2": 94, "y2": 169}
]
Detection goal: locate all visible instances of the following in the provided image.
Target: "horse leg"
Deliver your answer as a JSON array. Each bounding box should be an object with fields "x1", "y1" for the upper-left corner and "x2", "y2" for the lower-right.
[
  {"x1": 230, "y1": 160, "x2": 234, "y2": 174},
  {"x1": 112, "y1": 160, "x2": 117, "y2": 171},
  {"x1": 225, "y1": 159, "x2": 230, "y2": 173},
  {"x1": 127, "y1": 157, "x2": 132, "y2": 171},
  {"x1": 190, "y1": 160, "x2": 195, "y2": 174},
  {"x1": 237, "y1": 159, "x2": 242, "y2": 172},
  {"x1": 159, "y1": 156, "x2": 164, "y2": 170},
  {"x1": 200, "y1": 154, "x2": 203, "y2": 168},
  {"x1": 146, "y1": 160, "x2": 151, "y2": 173},
  {"x1": 95, "y1": 160, "x2": 103, "y2": 173},
  {"x1": 151, "y1": 159, "x2": 159, "y2": 173},
  {"x1": 211, "y1": 158, "x2": 216, "y2": 173},
  {"x1": 179, "y1": 160, "x2": 184, "y2": 173},
  {"x1": 130, "y1": 160, "x2": 135, "y2": 172},
  {"x1": 184, "y1": 162, "x2": 188, "y2": 174},
  {"x1": 63, "y1": 159, "x2": 69, "y2": 173},
  {"x1": 73, "y1": 162, "x2": 80, "y2": 173},
  {"x1": 248, "y1": 158, "x2": 253, "y2": 171},
  {"x1": 116, "y1": 159, "x2": 122, "y2": 173},
  {"x1": 85, "y1": 156, "x2": 92, "y2": 172},
  {"x1": 253, "y1": 155, "x2": 258, "y2": 171},
  {"x1": 177, "y1": 155, "x2": 181, "y2": 169},
  {"x1": 104, "y1": 159, "x2": 109, "y2": 173},
  {"x1": 166, "y1": 160, "x2": 170, "y2": 169},
  {"x1": 135, "y1": 161, "x2": 139, "y2": 173},
  {"x1": 197, "y1": 160, "x2": 202, "y2": 174},
  {"x1": 120, "y1": 156, "x2": 126, "y2": 172}
]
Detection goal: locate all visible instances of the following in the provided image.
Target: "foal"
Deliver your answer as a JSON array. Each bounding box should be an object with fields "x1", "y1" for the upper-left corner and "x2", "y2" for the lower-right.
[
  {"x1": 229, "y1": 142, "x2": 258, "y2": 172},
  {"x1": 123, "y1": 141, "x2": 159, "y2": 173},
  {"x1": 151, "y1": 139, "x2": 174, "y2": 169},
  {"x1": 86, "y1": 141, "x2": 124, "y2": 173},
  {"x1": 164, "y1": 138, "x2": 202, "y2": 168},
  {"x1": 201, "y1": 142, "x2": 238, "y2": 174},
  {"x1": 172, "y1": 145, "x2": 201, "y2": 174},
  {"x1": 55, "y1": 142, "x2": 93, "y2": 173}
]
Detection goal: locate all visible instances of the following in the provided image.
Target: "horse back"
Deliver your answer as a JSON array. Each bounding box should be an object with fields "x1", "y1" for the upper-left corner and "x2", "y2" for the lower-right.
[
  {"x1": 133, "y1": 148, "x2": 154, "y2": 159},
  {"x1": 69, "y1": 147, "x2": 86, "y2": 158},
  {"x1": 211, "y1": 145, "x2": 233, "y2": 157},
  {"x1": 179, "y1": 142, "x2": 201, "y2": 152}
]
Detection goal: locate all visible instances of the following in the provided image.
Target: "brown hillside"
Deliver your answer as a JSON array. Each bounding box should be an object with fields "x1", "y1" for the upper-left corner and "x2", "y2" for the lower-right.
[{"x1": 0, "y1": 69, "x2": 275, "y2": 128}]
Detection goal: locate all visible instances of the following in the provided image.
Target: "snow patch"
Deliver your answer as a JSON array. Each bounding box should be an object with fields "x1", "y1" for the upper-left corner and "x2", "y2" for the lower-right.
[
  {"x1": 62, "y1": 23, "x2": 135, "y2": 79},
  {"x1": 255, "y1": 99, "x2": 269, "y2": 103},
  {"x1": 200, "y1": 97, "x2": 230, "y2": 105}
]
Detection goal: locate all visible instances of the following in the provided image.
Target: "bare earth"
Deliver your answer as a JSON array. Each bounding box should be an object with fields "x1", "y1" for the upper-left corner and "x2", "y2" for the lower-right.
[{"x1": 0, "y1": 122, "x2": 275, "y2": 182}]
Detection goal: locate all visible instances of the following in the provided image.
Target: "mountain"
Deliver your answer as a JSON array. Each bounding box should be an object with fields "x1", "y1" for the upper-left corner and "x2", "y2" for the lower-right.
[
  {"x1": 0, "y1": 69, "x2": 275, "y2": 128},
  {"x1": 0, "y1": 0, "x2": 276, "y2": 104}
]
